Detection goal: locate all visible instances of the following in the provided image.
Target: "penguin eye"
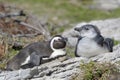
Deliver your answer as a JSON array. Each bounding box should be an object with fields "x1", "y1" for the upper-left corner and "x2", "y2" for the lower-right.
[
  {"x1": 85, "y1": 27, "x2": 89, "y2": 30},
  {"x1": 54, "y1": 38, "x2": 60, "y2": 42},
  {"x1": 54, "y1": 40, "x2": 57, "y2": 42},
  {"x1": 58, "y1": 38, "x2": 61, "y2": 41}
]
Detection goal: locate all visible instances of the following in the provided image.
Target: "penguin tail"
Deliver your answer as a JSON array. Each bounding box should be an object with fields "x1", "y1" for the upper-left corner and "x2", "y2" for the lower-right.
[{"x1": 104, "y1": 38, "x2": 114, "y2": 52}]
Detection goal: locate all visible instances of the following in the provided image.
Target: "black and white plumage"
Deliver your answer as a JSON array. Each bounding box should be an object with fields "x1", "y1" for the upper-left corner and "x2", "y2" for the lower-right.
[
  {"x1": 74, "y1": 24, "x2": 114, "y2": 58},
  {"x1": 6, "y1": 35, "x2": 67, "y2": 70}
]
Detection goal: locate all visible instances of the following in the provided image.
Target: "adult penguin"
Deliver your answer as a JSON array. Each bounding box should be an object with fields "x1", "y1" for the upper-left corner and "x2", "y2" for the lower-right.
[{"x1": 6, "y1": 35, "x2": 67, "y2": 70}]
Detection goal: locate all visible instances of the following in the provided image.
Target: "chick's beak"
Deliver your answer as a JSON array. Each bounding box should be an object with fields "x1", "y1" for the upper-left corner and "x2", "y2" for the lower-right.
[{"x1": 74, "y1": 27, "x2": 82, "y2": 32}]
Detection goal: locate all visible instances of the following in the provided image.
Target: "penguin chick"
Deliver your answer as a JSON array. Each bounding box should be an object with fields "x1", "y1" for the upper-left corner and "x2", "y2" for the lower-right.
[
  {"x1": 74, "y1": 24, "x2": 114, "y2": 58},
  {"x1": 6, "y1": 35, "x2": 67, "y2": 70}
]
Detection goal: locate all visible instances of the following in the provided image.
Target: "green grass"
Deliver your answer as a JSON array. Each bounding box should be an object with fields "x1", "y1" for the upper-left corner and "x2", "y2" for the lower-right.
[
  {"x1": 66, "y1": 47, "x2": 75, "y2": 57},
  {"x1": 1, "y1": 0, "x2": 120, "y2": 23},
  {"x1": 0, "y1": 48, "x2": 19, "y2": 69},
  {"x1": 71, "y1": 61, "x2": 119, "y2": 80},
  {"x1": 1, "y1": 0, "x2": 120, "y2": 34},
  {"x1": 114, "y1": 40, "x2": 120, "y2": 45},
  {"x1": 8, "y1": 49, "x2": 19, "y2": 59}
]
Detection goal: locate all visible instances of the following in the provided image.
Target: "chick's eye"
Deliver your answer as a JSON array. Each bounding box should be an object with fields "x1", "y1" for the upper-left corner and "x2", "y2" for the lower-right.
[{"x1": 85, "y1": 27, "x2": 89, "y2": 30}]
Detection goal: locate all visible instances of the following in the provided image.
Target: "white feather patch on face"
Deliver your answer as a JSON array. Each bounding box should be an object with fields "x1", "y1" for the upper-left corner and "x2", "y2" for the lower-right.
[
  {"x1": 50, "y1": 37, "x2": 61, "y2": 51},
  {"x1": 45, "y1": 36, "x2": 66, "y2": 59},
  {"x1": 21, "y1": 56, "x2": 30, "y2": 66}
]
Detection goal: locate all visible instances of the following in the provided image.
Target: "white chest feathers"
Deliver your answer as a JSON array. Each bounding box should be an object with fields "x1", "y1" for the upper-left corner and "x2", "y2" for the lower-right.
[
  {"x1": 50, "y1": 49, "x2": 66, "y2": 58},
  {"x1": 77, "y1": 37, "x2": 108, "y2": 58},
  {"x1": 42, "y1": 49, "x2": 66, "y2": 60}
]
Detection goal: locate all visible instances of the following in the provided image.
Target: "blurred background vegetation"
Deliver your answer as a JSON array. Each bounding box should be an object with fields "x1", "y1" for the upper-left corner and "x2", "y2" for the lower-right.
[
  {"x1": 0, "y1": 0, "x2": 119, "y2": 39},
  {"x1": 1, "y1": 0, "x2": 120, "y2": 34},
  {"x1": 1, "y1": 0, "x2": 120, "y2": 21}
]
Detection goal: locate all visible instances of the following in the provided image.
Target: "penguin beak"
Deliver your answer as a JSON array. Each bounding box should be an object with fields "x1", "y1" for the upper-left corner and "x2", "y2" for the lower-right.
[
  {"x1": 58, "y1": 37, "x2": 68, "y2": 42},
  {"x1": 61, "y1": 37, "x2": 68, "y2": 42},
  {"x1": 64, "y1": 37, "x2": 68, "y2": 42},
  {"x1": 74, "y1": 27, "x2": 82, "y2": 32}
]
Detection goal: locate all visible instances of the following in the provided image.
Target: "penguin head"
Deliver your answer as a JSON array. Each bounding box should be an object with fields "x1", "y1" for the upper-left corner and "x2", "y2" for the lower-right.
[
  {"x1": 74, "y1": 24, "x2": 100, "y2": 38},
  {"x1": 50, "y1": 35, "x2": 67, "y2": 51}
]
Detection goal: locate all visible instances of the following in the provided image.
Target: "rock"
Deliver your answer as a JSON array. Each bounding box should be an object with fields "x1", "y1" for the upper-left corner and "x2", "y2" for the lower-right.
[
  {"x1": 63, "y1": 18, "x2": 120, "y2": 47},
  {"x1": 90, "y1": 44, "x2": 120, "y2": 62},
  {"x1": 93, "y1": 0, "x2": 120, "y2": 11},
  {"x1": 12, "y1": 42, "x2": 23, "y2": 50},
  {"x1": 0, "y1": 67, "x2": 39, "y2": 80},
  {"x1": 1, "y1": 45, "x2": 120, "y2": 80},
  {"x1": 0, "y1": 71, "x2": 19, "y2": 80},
  {"x1": 0, "y1": 57, "x2": 87, "y2": 80},
  {"x1": 19, "y1": 69, "x2": 32, "y2": 79}
]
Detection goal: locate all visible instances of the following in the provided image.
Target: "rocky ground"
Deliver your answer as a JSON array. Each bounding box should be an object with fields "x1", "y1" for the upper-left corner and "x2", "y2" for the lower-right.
[{"x1": 0, "y1": 44, "x2": 120, "y2": 80}]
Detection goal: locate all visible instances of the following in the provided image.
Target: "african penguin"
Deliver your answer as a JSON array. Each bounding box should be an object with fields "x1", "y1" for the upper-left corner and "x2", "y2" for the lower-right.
[
  {"x1": 6, "y1": 35, "x2": 67, "y2": 70},
  {"x1": 74, "y1": 24, "x2": 114, "y2": 58}
]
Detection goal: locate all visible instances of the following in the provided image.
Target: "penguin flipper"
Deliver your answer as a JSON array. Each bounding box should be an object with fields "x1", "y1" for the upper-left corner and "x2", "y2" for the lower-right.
[
  {"x1": 30, "y1": 52, "x2": 41, "y2": 66},
  {"x1": 75, "y1": 36, "x2": 82, "y2": 57},
  {"x1": 20, "y1": 52, "x2": 41, "y2": 69},
  {"x1": 94, "y1": 35, "x2": 104, "y2": 46},
  {"x1": 104, "y1": 38, "x2": 114, "y2": 52}
]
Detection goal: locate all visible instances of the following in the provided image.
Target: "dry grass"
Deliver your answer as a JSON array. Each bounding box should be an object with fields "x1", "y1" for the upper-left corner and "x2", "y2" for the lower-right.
[{"x1": 0, "y1": 34, "x2": 44, "y2": 69}]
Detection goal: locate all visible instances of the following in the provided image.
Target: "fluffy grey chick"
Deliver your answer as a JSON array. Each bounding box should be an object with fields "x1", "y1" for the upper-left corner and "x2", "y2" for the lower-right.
[{"x1": 74, "y1": 24, "x2": 114, "y2": 58}]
